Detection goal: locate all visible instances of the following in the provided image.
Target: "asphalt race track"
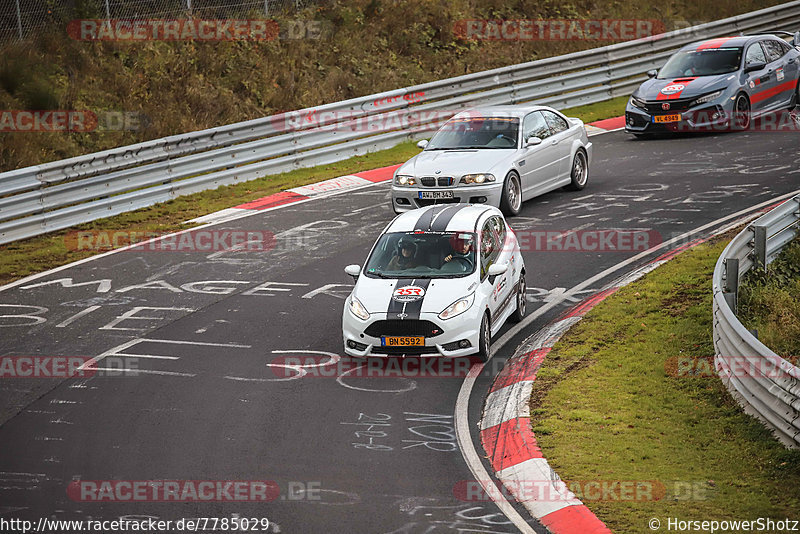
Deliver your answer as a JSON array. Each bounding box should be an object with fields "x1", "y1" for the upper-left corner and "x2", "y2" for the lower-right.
[{"x1": 1, "y1": 127, "x2": 799, "y2": 533}]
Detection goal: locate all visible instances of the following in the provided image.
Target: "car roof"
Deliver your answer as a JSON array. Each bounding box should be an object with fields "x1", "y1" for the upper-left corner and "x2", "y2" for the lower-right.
[
  {"x1": 451, "y1": 104, "x2": 561, "y2": 120},
  {"x1": 679, "y1": 34, "x2": 783, "y2": 52},
  {"x1": 386, "y1": 204, "x2": 501, "y2": 233}
]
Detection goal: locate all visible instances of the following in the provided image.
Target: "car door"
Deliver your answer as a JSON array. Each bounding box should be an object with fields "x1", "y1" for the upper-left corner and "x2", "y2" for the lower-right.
[
  {"x1": 744, "y1": 41, "x2": 774, "y2": 113},
  {"x1": 761, "y1": 38, "x2": 798, "y2": 109},
  {"x1": 517, "y1": 111, "x2": 559, "y2": 197},
  {"x1": 541, "y1": 110, "x2": 574, "y2": 181},
  {"x1": 479, "y1": 216, "x2": 512, "y2": 328}
]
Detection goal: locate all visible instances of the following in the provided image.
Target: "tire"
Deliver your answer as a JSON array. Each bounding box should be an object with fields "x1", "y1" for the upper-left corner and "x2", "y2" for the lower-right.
[
  {"x1": 789, "y1": 80, "x2": 800, "y2": 111},
  {"x1": 733, "y1": 94, "x2": 751, "y2": 131},
  {"x1": 565, "y1": 149, "x2": 589, "y2": 191},
  {"x1": 509, "y1": 272, "x2": 526, "y2": 323},
  {"x1": 476, "y1": 312, "x2": 491, "y2": 362},
  {"x1": 499, "y1": 171, "x2": 522, "y2": 217}
]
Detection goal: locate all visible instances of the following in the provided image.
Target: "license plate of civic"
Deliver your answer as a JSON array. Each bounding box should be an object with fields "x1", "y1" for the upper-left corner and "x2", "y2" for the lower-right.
[
  {"x1": 418, "y1": 191, "x2": 454, "y2": 200},
  {"x1": 652, "y1": 114, "x2": 681, "y2": 123},
  {"x1": 381, "y1": 336, "x2": 424, "y2": 346}
]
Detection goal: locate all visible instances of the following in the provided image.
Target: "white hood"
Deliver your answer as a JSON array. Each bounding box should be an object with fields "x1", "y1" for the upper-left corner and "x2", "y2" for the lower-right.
[
  {"x1": 354, "y1": 275, "x2": 477, "y2": 315},
  {"x1": 398, "y1": 149, "x2": 514, "y2": 179}
]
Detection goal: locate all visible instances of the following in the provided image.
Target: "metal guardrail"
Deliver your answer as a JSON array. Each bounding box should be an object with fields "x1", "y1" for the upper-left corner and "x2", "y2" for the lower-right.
[
  {"x1": 713, "y1": 195, "x2": 800, "y2": 449},
  {"x1": 1, "y1": 1, "x2": 800, "y2": 244}
]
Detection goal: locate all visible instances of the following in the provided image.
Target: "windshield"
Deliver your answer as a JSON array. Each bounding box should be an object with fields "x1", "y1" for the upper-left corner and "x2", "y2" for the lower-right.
[
  {"x1": 658, "y1": 48, "x2": 743, "y2": 78},
  {"x1": 364, "y1": 231, "x2": 478, "y2": 278},
  {"x1": 426, "y1": 117, "x2": 519, "y2": 150}
]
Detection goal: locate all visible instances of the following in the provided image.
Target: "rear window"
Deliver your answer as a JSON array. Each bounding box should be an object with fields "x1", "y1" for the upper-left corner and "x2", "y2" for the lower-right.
[{"x1": 658, "y1": 47, "x2": 743, "y2": 78}]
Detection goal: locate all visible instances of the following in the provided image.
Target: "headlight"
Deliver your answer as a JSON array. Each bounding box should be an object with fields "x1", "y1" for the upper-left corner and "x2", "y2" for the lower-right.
[
  {"x1": 691, "y1": 90, "x2": 723, "y2": 107},
  {"x1": 460, "y1": 174, "x2": 496, "y2": 185},
  {"x1": 395, "y1": 174, "x2": 417, "y2": 186},
  {"x1": 348, "y1": 296, "x2": 370, "y2": 320},
  {"x1": 438, "y1": 293, "x2": 475, "y2": 320},
  {"x1": 630, "y1": 95, "x2": 647, "y2": 110}
]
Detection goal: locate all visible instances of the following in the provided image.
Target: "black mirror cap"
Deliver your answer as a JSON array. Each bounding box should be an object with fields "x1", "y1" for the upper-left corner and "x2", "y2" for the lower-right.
[{"x1": 744, "y1": 62, "x2": 766, "y2": 73}]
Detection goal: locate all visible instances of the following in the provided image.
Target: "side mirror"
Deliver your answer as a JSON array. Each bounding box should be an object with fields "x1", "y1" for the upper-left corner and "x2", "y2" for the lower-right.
[
  {"x1": 744, "y1": 61, "x2": 766, "y2": 73},
  {"x1": 525, "y1": 136, "x2": 543, "y2": 147},
  {"x1": 646, "y1": 69, "x2": 658, "y2": 78},
  {"x1": 487, "y1": 263, "x2": 508, "y2": 276},
  {"x1": 344, "y1": 264, "x2": 361, "y2": 281},
  {"x1": 417, "y1": 139, "x2": 429, "y2": 149}
]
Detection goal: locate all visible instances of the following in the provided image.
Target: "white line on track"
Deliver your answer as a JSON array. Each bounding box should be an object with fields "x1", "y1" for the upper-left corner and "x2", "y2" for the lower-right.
[{"x1": 454, "y1": 188, "x2": 800, "y2": 533}]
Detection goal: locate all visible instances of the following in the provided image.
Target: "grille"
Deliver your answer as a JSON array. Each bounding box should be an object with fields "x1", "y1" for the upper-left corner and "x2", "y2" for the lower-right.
[
  {"x1": 419, "y1": 176, "x2": 454, "y2": 187},
  {"x1": 371, "y1": 346, "x2": 441, "y2": 356},
  {"x1": 416, "y1": 198, "x2": 461, "y2": 207},
  {"x1": 365, "y1": 320, "x2": 443, "y2": 338},
  {"x1": 644, "y1": 100, "x2": 692, "y2": 114}
]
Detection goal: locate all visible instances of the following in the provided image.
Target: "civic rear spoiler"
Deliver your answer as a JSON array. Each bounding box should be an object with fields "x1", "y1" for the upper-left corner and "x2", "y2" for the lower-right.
[{"x1": 771, "y1": 30, "x2": 800, "y2": 46}]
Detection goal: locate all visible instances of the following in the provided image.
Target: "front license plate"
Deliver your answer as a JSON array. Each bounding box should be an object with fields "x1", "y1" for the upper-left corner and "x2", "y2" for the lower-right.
[
  {"x1": 381, "y1": 336, "x2": 424, "y2": 347},
  {"x1": 418, "y1": 191, "x2": 454, "y2": 200},
  {"x1": 652, "y1": 114, "x2": 682, "y2": 123}
]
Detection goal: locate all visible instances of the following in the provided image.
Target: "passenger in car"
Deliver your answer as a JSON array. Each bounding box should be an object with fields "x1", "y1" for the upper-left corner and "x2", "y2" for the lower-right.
[{"x1": 386, "y1": 238, "x2": 419, "y2": 270}]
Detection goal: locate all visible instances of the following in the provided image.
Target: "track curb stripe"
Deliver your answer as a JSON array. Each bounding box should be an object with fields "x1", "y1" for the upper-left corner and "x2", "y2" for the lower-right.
[
  {"x1": 478, "y1": 234, "x2": 721, "y2": 533},
  {"x1": 188, "y1": 164, "x2": 399, "y2": 224}
]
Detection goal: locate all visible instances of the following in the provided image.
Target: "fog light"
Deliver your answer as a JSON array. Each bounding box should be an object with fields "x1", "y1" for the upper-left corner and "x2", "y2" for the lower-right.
[
  {"x1": 459, "y1": 339, "x2": 471, "y2": 348},
  {"x1": 396, "y1": 198, "x2": 410, "y2": 205},
  {"x1": 347, "y1": 340, "x2": 356, "y2": 348},
  {"x1": 627, "y1": 116, "x2": 634, "y2": 126},
  {"x1": 711, "y1": 112, "x2": 720, "y2": 120}
]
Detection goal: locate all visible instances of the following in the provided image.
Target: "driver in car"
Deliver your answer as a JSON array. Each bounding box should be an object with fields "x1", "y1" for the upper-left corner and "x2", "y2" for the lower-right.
[
  {"x1": 386, "y1": 237, "x2": 419, "y2": 271},
  {"x1": 443, "y1": 234, "x2": 474, "y2": 266}
]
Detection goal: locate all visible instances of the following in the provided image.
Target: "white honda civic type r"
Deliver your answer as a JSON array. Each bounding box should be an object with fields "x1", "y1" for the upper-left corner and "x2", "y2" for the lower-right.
[
  {"x1": 391, "y1": 105, "x2": 592, "y2": 216},
  {"x1": 342, "y1": 204, "x2": 526, "y2": 361}
]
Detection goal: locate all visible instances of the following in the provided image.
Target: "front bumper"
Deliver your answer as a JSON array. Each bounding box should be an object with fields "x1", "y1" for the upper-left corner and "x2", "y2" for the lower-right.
[
  {"x1": 624, "y1": 99, "x2": 734, "y2": 134},
  {"x1": 391, "y1": 183, "x2": 504, "y2": 213},
  {"x1": 342, "y1": 304, "x2": 483, "y2": 358}
]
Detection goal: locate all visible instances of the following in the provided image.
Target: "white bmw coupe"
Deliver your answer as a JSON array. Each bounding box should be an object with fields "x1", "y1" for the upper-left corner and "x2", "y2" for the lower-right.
[
  {"x1": 391, "y1": 105, "x2": 592, "y2": 216},
  {"x1": 342, "y1": 204, "x2": 525, "y2": 361}
]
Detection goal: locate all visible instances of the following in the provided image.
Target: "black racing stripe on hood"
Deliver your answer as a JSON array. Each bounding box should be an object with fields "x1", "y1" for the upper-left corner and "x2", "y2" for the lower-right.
[
  {"x1": 398, "y1": 278, "x2": 432, "y2": 320},
  {"x1": 429, "y1": 204, "x2": 468, "y2": 232},
  {"x1": 413, "y1": 205, "x2": 443, "y2": 231},
  {"x1": 387, "y1": 279, "x2": 415, "y2": 318},
  {"x1": 386, "y1": 278, "x2": 431, "y2": 320}
]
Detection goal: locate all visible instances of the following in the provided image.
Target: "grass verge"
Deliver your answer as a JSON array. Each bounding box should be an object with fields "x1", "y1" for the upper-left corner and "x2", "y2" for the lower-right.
[
  {"x1": 0, "y1": 97, "x2": 627, "y2": 287},
  {"x1": 528, "y1": 232, "x2": 800, "y2": 533},
  {"x1": 738, "y1": 235, "x2": 800, "y2": 358}
]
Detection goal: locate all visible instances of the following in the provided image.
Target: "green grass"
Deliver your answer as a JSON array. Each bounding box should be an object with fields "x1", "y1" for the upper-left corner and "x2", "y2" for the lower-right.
[
  {"x1": 0, "y1": 95, "x2": 628, "y2": 287},
  {"x1": 561, "y1": 95, "x2": 628, "y2": 124},
  {"x1": 738, "y1": 236, "x2": 800, "y2": 358},
  {"x1": 528, "y1": 232, "x2": 800, "y2": 533}
]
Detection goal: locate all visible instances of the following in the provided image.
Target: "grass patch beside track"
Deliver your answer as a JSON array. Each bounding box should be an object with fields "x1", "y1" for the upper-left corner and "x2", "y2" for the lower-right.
[
  {"x1": 560, "y1": 96, "x2": 629, "y2": 124},
  {"x1": 738, "y1": 236, "x2": 800, "y2": 358},
  {"x1": 528, "y1": 233, "x2": 800, "y2": 532},
  {"x1": 0, "y1": 98, "x2": 626, "y2": 287}
]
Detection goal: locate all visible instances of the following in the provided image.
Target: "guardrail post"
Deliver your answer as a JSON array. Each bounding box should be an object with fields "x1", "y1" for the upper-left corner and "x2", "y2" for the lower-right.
[
  {"x1": 753, "y1": 225, "x2": 767, "y2": 270},
  {"x1": 723, "y1": 257, "x2": 739, "y2": 313},
  {"x1": 15, "y1": 0, "x2": 22, "y2": 39}
]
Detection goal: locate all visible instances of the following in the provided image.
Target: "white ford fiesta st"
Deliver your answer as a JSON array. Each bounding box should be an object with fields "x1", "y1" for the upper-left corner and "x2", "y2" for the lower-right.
[
  {"x1": 342, "y1": 204, "x2": 526, "y2": 361},
  {"x1": 391, "y1": 105, "x2": 592, "y2": 216}
]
